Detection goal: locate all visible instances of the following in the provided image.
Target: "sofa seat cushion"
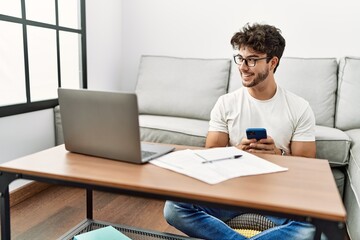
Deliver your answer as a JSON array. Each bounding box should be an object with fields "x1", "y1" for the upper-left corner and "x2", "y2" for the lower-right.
[
  {"x1": 135, "y1": 55, "x2": 230, "y2": 121},
  {"x1": 344, "y1": 129, "x2": 360, "y2": 239},
  {"x1": 315, "y1": 125, "x2": 351, "y2": 166},
  {"x1": 139, "y1": 115, "x2": 208, "y2": 147},
  {"x1": 331, "y1": 168, "x2": 345, "y2": 197}
]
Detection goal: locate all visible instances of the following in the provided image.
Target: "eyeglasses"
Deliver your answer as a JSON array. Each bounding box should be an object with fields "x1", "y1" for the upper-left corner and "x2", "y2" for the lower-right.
[{"x1": 233, "y1": 55, "x2": 272, "y2": 67}]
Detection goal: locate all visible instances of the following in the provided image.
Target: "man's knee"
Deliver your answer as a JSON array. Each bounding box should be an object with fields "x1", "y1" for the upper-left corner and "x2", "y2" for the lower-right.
[
  {"x1": 164, "y1": 201, "x2": 194, "y2": 226},
  {"x1": 163, "y1": 201, "x2": 178, "y2": 225}
]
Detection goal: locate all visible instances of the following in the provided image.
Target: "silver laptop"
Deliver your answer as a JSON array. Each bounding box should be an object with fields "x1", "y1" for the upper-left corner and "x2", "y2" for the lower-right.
[{"x1": 57, "y1": 88, "x2": 174, "y2": 164}]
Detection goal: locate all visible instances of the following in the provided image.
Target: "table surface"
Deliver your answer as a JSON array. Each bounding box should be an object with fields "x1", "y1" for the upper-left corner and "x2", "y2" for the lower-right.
[{"x1": 0, "y1": 144, "x2": 346, "y2": 222}]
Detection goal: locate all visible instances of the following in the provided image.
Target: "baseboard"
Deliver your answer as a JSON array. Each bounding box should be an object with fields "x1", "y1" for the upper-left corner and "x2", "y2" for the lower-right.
[{"x1": 10, "y1": 181, "x2": 52, "y2": 207}]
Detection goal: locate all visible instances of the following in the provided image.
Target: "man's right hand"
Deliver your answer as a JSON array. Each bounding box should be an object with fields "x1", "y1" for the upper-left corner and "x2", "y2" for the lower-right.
[
  {"x1": 237, "y1": 136, "x2": 281, "y2": 155},
  {"x1": 236, "y1": 137, "x2": 257, "y2": 151}
]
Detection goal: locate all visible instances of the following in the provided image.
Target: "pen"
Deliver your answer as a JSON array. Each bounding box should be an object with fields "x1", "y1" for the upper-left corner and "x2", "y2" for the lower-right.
[{"x1": 201, "y1": 154, "x2": 242, "y2": 164}]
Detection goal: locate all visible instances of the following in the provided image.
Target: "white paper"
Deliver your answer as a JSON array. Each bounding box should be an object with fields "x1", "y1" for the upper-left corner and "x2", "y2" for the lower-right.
[{"x1": 150, "y1": 147, "x2": 288, "y2": 184}]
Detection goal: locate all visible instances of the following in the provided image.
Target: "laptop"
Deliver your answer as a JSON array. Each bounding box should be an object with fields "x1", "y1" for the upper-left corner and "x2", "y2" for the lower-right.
[{"x1": 57, "y1": 88, "x2": 174, "y2": 164}]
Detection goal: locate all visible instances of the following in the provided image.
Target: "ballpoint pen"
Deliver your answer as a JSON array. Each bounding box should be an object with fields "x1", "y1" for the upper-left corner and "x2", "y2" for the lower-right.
[{"x1": 198, "y1": 154, "x2": 243, "y2": 164}]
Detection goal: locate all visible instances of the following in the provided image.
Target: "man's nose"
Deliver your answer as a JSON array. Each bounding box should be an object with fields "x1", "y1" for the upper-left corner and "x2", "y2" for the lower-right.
[{"x1": 239, "y1": 62, "x2": 249, "y2": 71}]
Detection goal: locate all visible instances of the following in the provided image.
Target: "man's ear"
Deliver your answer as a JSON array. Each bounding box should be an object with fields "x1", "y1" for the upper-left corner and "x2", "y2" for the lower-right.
[{"x1": 270, "y1": 57, "x2": 279, "y2": 72}]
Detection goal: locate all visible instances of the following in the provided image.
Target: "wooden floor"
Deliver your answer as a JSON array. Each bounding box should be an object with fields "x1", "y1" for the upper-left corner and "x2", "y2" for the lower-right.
[{"x1": 4, "y1": 185, "x2": 184, "y2": 240}]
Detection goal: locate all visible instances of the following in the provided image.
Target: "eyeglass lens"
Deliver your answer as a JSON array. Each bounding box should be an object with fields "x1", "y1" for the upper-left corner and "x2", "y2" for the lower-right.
[{"x1": 234, "y1": 56, "x2": 256, "y2": 67}]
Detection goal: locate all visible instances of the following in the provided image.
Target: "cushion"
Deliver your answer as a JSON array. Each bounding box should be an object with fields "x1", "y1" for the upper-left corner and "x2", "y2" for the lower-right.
[
  {"x1": 233, "y1": 229, "x2": 261, "y2": 238},
  {"x1": 228, "y1": 63, "x2": 242, "y2": 92},
  {"x1": 315, "y1": 125, "x2": 351, "y2": 166},
  {"x1": 226, "y1": 213, "x2": 276, "y2": 232},
  {"x1": 140, "y1": 127, "x2": 206, "y2": 147},
  {"x1": 275, "y1": 57, "x2": 338, "y2": 127},
  {"x1": 135, "y1": 55, "x2": 230, "y2": 120},
  {"x1": 336, "y1": 57, "x2": 360, "y2": 130},
  {"x1": 227, "y1": 213, "x2": 276, "y2": 238},
  {"x1": 139, "y1": 115, "x2": 208, "y2": 147},
  {"x1": 331, "y1": 168, "x2": 345, "y2": 197}
]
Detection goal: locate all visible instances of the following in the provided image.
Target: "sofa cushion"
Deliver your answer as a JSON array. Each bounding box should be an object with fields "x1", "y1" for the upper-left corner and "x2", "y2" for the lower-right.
[
  {"x1": 275, "y1": 57, "x2": 338, "y2": 128},
  {"x1": 228, "y1": 63, "x2": 242, "y2": 92},
  {"x1": 336, "y1": 57, "x2": 360, "y2": 130},
  {"x1": 135, "y1": 55, "x2": 230, "y2": 121},
  {"x1": 315, "y1": 125, "x2": 351, "y2": 166},
  {"x1": 331, "y1": 168, "x2": 345, "y2": 197},
  {"x1": 344, "y1": 129, "x2": 360, "y2": 239},
  {"x1": 139, "y1": 115, "x2": 208, "y2": 147}
]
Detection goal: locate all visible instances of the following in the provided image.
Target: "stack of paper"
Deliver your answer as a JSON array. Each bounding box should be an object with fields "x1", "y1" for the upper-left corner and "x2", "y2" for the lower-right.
[{"x1": 150, "y1": 147, "x2": 287, "y2": 184}]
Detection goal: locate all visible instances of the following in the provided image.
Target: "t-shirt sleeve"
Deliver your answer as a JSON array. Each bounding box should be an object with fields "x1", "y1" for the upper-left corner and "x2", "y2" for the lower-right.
[
  {"x1": 292, "y1": 104, "x2": 316, "y2": 142},
  {"x1": 208, "y1": 96, "x2": 229, "y2": 133}
]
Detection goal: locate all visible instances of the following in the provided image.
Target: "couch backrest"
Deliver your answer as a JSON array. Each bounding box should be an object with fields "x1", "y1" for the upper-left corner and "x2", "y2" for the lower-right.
[
  {"x1": 135, "y1": 55, "x2": 231, "y2": 120},
  {"x1": 228, "y1": 57, "x2": 338, "y2": 127},
  {"x1": 228, "y1": 63, "x2": 242, "y2": 92},
  {"x1": 273, "y1": 57, "x2": 338, "y2": 127},
  {"x1": 336, "y1": 57, "x2": 360, "y2": 130}
]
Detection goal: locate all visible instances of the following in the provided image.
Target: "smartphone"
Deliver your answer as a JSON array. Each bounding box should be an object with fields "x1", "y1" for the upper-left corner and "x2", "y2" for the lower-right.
[{"x1": 246, "y1": 128, "x2": 267, "y2": 141}]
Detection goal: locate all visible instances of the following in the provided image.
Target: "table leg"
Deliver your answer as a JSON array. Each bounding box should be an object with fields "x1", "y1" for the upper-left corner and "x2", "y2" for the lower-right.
[
  {"x1": 86, "y1": 188, "x2": 93, "y2": 219},
  {"x1": 0, "y1": 188, "x2": 11, "y2": 240},
  {"x1": 0, "y1": 172, "x2": 18, "y2": 240},
  {"x1": 314, "y1": 219, "x2": 345, "y2": 240}
]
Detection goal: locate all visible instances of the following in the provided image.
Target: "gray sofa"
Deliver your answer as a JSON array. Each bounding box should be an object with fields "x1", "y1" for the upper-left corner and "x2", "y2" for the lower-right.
[{"x1": 133, "y1": 55, "x2": 360, "y2": 240}]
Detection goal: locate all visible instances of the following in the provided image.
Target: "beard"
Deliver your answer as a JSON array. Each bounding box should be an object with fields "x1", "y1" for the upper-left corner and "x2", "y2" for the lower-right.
[{"x1": 241, "y1": 68, "x2": 269, "y2": 88}]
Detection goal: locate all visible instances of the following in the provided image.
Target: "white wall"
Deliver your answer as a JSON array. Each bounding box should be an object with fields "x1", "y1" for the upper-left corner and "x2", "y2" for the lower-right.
[
  {"x1": 86, "y1": 0, "x2": 122, "y2": 91},
  {"x1": 0, "y1": 109, "x2": 55, "y2": 190},
  {"x1": 0, "y1": 109, "x2": 55, "y2": 163},
  {"x1": 119, "y1": 0, "x2": 360, "y2": 91}
]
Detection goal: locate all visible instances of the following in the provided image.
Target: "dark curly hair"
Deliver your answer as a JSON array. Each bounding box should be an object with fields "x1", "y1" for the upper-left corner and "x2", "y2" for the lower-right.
[{"x1": 230, "y1": 23, "x2": 286, "y2": 72}]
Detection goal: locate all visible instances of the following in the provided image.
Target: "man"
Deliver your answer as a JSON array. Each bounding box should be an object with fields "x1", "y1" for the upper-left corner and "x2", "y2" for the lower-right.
[{"x1": 163, "y1": 23, "x2": 317, "y2": 239}]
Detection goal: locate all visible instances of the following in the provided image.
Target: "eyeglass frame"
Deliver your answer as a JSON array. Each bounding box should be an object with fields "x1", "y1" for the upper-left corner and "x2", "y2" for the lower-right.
[{"x1": 233, "y1": 55, "x2": 272, "y2": 67}]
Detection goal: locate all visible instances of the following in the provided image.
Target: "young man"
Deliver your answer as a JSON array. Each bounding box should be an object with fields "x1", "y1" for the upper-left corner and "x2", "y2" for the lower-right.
[{"x1": 163, "y1": 23, "x2": 317, "y2": 239}]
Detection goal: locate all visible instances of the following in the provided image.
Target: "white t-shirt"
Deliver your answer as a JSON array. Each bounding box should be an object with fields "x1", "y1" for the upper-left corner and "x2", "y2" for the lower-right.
[{"x1": 208, "y1": 86, "x2": 316, "y2": 153}]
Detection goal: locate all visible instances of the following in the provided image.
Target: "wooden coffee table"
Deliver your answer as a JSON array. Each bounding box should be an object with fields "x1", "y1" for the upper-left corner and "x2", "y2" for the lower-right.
[{"x1": 0, "y1": 144, "x2": 346, "y2": 239}]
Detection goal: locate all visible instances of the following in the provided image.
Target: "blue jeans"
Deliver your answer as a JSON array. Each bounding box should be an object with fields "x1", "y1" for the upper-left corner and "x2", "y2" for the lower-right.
[{"x1": 164, "y1": 201, "x2": 316, "y2": 240}]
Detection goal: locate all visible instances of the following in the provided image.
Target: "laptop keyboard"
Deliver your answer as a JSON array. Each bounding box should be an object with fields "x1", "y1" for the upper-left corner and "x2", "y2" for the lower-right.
[{"x1": 141, "y1": 151, "x2": 157, "y2": 159}]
